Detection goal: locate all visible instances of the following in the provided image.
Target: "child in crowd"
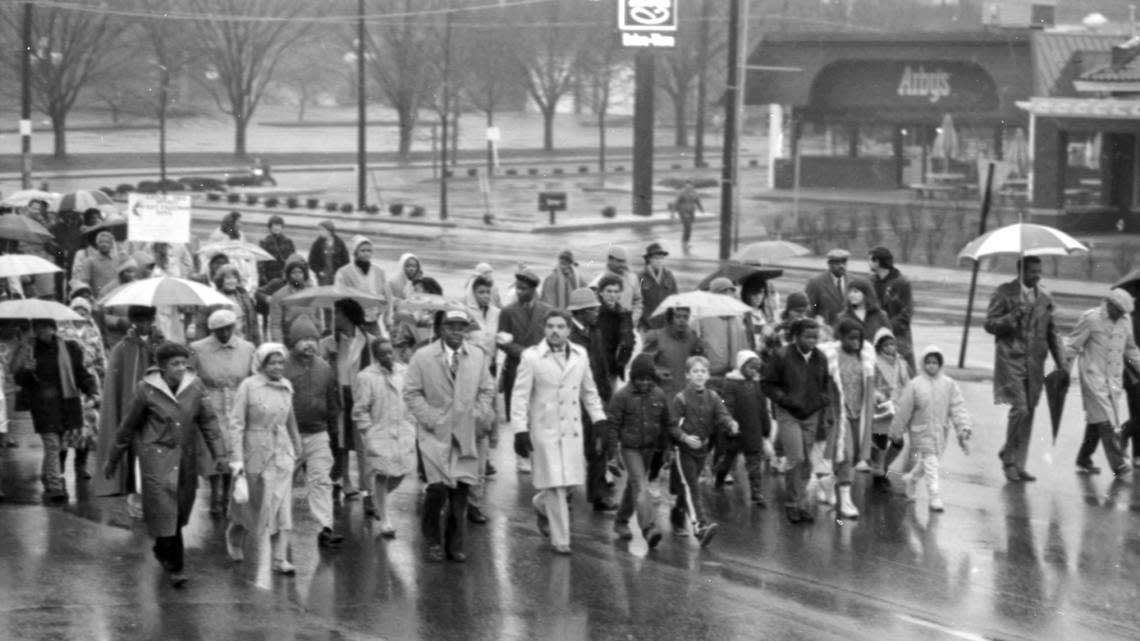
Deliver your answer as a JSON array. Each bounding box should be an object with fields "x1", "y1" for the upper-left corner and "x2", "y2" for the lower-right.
[
  {"x1": 605, "y1": 353, "x2": 672, "y2": 549},
  {"x1": 716, "y1": 350, "x2": 773, "y2": 506},
  {"x1": 871, "y1": 328, "x2": 911, "y2": 482},
  {"x1": 670, "y1": 356, "x2": 738, "y2": 546},
  {"x1": 889, "y1": 345, "x2": 972, "y2": 512}
]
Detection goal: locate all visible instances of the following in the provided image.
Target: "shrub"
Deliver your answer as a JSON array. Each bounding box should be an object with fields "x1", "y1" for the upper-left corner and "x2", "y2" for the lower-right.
[
  {"x1": 365, "y1": 204, "x2": 380, "y2": 215},
  {"x1": 206, "y1": 193, "x2": 221, "y2": 202},
  {"x1": 467, "y1": 168, "x2": 478, "y2": 178},
  {"x1": 306, "y1": 198, "x2": 319, "y2": 209},
  {"x1": 99, "y1": 186, "x2": 114, "y2": 196},
  {"x1": 227, "y1": 193, "x2": 241, "y2": 203},
  {"x1": 285, "y1": 197, "x2": 298, "y2": 208},
  {"x1": 245, "y1": 194, "x2": 259, "y2": 205},
  {"x1": 409, "y1": 205, "x2": 426, "y2": 218},
  {"x1": 614, "y1": 166, "x2": 625, "y2": 172},
  {"x1": 528, "y1": 168, "x2": 539, "y2": 176},
  {"x1": 178, "y1": 176, "x2": 225, "y2": 191},
  {"x1": 578, "y1": 166, "x2": 589, "y2": 174},
  {"x1": 601, "y1": 206, "x2": 617, "y2": 218},
  {"x1": 264, "y1": 197, "x2": 280, "y2": 208},
  {"x1": 389, "y1": 204, "x2": 404, "y2": 216},
  {"x1": 505, "y1": 168, "x2": 518, "y2": 176},
  {"x1": 136, "y1": 181, "x2": 158, "y2": 194},
  {"x1": 115, "y1": 183, "x2": 135, "y2": 194},
  {"x1": 552, "y1": 167, "x2": 564, "y2": 175},
  {"x1": 339, "y1": 203, "x2": 354, "y2": 213},
  {"x1": 159, "y1": 179, "x2": 185, "y2": 192},
  {"x1": 325, "y1": 202, "x2": 338, "y2": 212}
]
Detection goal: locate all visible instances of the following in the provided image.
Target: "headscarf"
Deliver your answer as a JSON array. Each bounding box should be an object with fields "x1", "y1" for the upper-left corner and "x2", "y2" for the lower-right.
[
  {"x1": 1108, "y1": 288, "x2": 1135, "y2": 314},
  {"x1": 254, "y1": 342, "x2": 288, "y2": 373}
]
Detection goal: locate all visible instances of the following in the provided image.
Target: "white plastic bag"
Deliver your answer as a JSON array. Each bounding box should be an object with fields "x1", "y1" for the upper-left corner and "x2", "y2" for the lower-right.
[{"x1": 232, "y1": 472, "x2": 249, "y2": 505}]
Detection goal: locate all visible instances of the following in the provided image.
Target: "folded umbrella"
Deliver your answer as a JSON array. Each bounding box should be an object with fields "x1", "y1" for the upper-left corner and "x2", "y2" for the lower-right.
[
  {"x1": 0, "y1": 254, "x2": 62, "y2": 278},
  {"x1": 1045, "y1": 369, "x2": 1070, "y2": 444},
  {"x1": 0, "y1": 299, "x2": 83, "y2": 322},
  {"x1": 282, "y1": 285, "x2": 388, "y2": 308},
  {"x1": 0, "y1": 214, "x2": 53, "y2": 244}
]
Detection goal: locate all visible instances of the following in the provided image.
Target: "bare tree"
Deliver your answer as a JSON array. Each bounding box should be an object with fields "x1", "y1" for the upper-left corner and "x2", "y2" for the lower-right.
[
  {"x1": 0, "y1": 1, "x2": 130, "y2": 158},
  {"x1": 577, "y1": 16, "x2": 628, "y2": 177},
  {"x1": 189, "y1": 0, "x2": 311, "y2": 156},
  {"x1": 456, "y1": 21, "x2": 520, "y2": 169},
  {"x1": 659, "y1": 0, "x2": 729, "y2": 148},
  {"x1": 510, "y1": 1, "x2": 591, "y2": 151},
  {"x1": 273, "y1": 32, "x2": 345, "y2": 122}
]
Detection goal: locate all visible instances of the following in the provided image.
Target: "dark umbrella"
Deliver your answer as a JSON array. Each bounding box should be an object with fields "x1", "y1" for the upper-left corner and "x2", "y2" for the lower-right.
[
  {"x1": 697, "y1": 261, "x2": 783, "y2": 291},
  {"x1": 1045, "y1": 369, "x2": 1071, "y2": 444},
  {"x1": 0, "y1": 214, "x2": 53, "y2": 244},
  {"x1": 1113, "y1": 267, "x2": 1140, "y2": 296},
  {"x1": 82, "y1": 217, "x2": 128, "y2": 243}
]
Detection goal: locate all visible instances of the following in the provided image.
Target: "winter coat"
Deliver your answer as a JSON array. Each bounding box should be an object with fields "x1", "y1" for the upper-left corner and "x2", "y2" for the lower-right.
[
  {"x1": 639, "y1": 266, "x2": 678, "y2": 330},
  {"x1": 642, "y1": 326, "x2": 707, "y2": 399},
  {"x1": 596, "y1": 303, "x2": 634, "y2": 381},
  {"x1": 208, "y1": 229, "x2": 258, "y2": 289},
  {"x1": 820, "y1": 340, "x2": 877, "y2": 463},
  {"x1": 189, "y1": 334, "x2": 256, "y2": 476},
  {"x1": 95, "y1": 329, "x2": 162, "y2": 497},
  {"x1": 307, "y1": 235, "x2": 350, "y2": 286},
  {"x1": 334, "y1": 250, "x2": 393, "y2": 328},
  {"x1": 511, "y1": 340, "x2": 606, "y2": 489},
  {"x1": 605, "y1": 383, "x2": 672, "y2": 451},
  {"x1": 670, "y1": 385, "x2": 734, "y2": 453},
  {"x1": 872, "y1": 268, "x2": 914, "y2": 353},
  {"x1": 804, "y1": 271, "x2": 848, "y2": 327},
  {"x1": 404, "y1": 340, "x2": 496, "y2": 487},
  {"x1": 11, "y1": 337, "x2": 97, "y2": 434},
  {"x1": 873, "y1": 352, "x2": 911, "y2": 436},
  {"x1": 761, "y1": 343, "x2": 831, "y2": 421},
  {"x1": 352, "y1": 362, "x2": 417, "y2": 478},
  {"x1": 889, "y1": 359, "x2": 971, "y2": 455},
  {"x1": 389, "y1": 252, "x2": 423, "y2": 301},
  {"x1": 258, "y1": 233, "x2": 296, "y2": 284},
  {"x1": 697, "y1": 315, "x2": 753, "y2": 377},
  {"x1": 569, "y1": 320, "x2": 612, "y2": 402},
  {"x1": 540, "y1": 266, "x2": 587, "y2": 310},
  {"x1": 835, "y1": 307, "x2": 892, "y2": 346},
  {"x1": 498, "y1": 299, "x2": 556, "y2": 380},
  {"x1": 468, "y1": 303, "x2": 501, "y2": 361},
  {"x1": 107, "y1": 370, "x2": 224, "y2": 537},
  {"x1": 195, "y1": 288, "x2": 260, "y2": 344},
  {"x1": 722, "y1": 351, "x2": 772, "y2": 452},
  {"x1": 589, "y1": 269, "x2": 644, "y2": 327},
  {"x1": 984, "y1": 279, "x2": 1064, "y2": 406},
  {"x1": 1063, "y1": 305, "x2": 1140, "y2": 427},
  {"x1": 267, "y1": 255, "x2": 322, "y2": 343}
]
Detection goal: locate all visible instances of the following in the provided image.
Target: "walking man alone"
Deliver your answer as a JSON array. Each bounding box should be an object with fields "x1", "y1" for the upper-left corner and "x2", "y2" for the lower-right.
[{"x1": 985, "y1": 256, "x2": 1067, "y2": 483}]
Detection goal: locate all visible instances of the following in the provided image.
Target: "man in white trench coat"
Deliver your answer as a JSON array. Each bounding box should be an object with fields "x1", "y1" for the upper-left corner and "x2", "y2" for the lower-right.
[
  {"x1": 512, "y1": 309, "x2": 609, "y2": 554},
  {"x1": 1065, "y1": 288, "x2": 1140, "y2": 478}
]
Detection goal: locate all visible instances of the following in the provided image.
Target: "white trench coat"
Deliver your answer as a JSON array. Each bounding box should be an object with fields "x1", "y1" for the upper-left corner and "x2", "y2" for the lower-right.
[{"x1": 511, "y1": 340, "x2": 606, "y2": 490}]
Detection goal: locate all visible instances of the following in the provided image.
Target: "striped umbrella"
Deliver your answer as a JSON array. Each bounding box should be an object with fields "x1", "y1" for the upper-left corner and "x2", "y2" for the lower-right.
[
  {"x1": 957, "y1": 223, "x2": 1088, "y2": 262},
  {"x1": 59, "y1": 189, "x2": 114, "y2": 213},
  {"x1": 100, "y1": 276, "x2": 234, "y2": 308}
]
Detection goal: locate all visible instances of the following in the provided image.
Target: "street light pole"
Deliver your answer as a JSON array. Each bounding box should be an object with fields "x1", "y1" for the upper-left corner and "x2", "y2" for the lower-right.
[
  {"x1": 718, "y1": 0, "x2": 741, "y2": 260},
  {"x1": 356, "y1": 0, "x2": 367, "y2": 209},
  {"x1": 20, "y1": 2, "x2": 33, "y2": 189},
  {"x1": 439, "y1": 3, "x2": 453, "y2": 221},
  {"x1": 157, "y1": 63, "x2": 168, "y2": 193}
]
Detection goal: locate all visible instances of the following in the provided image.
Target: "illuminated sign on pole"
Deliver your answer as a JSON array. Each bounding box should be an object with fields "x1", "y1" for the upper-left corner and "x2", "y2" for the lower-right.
[{"x1": 618, "y1": 0, "x2": 677, "y2": 49}]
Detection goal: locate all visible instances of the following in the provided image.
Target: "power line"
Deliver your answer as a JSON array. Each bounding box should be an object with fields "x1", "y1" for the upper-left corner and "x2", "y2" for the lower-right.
[{"x1": 22, "y1": 0, "x2": 554, "y2": 25}]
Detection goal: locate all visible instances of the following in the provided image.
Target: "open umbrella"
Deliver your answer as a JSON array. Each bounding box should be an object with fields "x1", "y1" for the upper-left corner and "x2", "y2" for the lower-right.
[
  {"x1": 0, "y1": 190, "x2": 61, "y2": 211},
  {"x1": 0, "y1": 214, "x2": 53, "y2": 244},
  {"x1": 283, "y1": 285, "x2": 388, "y2": 308},
  {"x1": 650, "y1": 290, "x2": 753, "y2": 319},
  {"x1": 199, "y1": 240, "x2": 275, "y2": 262},
  {"x1": 59, "y1": 189, "x2": 114, "y2": 213},
  {"x1": 100, "y1": 276, "x2": 234, "y2": 308},
  {"x1": 0, "y1": 299, "x2": 83, "y2": 322},
  {"x1": 0, "y1": 254, "x2": 63, "y2": 278},
  {"x1": 957, "y1": 223, "x2": 1088, "y2": 262},
  {"x1": 82, "y1": 216, "x2": 128, "y2": 243},
  {"x1": 931, "y1": 113, "x2": 960, "y2": 172},
  {"x1": 697, "y1": 262, "x2": 783, "y2": 291},
  {"x1": 1113, "y1": 267, "x2": 1140, "y2": 295},
  {"x1": 396, "y1": 292, "x2": 465, "y2": 314},
  {"x1": 732, "y1": 240, "x2": 811, "y2": 264},
  {"x1": 1045, "y1": 369, "x2": 1071, "y2": 443}
]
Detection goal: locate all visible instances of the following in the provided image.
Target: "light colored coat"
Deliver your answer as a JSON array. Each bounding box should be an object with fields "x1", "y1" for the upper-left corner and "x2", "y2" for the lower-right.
[
  {"x1": 352, "y1": 362, "x2": 417, "y2": 478},
  {"x1": 403, "y1": 340, "x2": 496, "y2": 487},
  {"x1": 1063, "y1": 305, "x2": 1140, "y2": 426},
  {"x1": 820, "y1": 340, "x2": 877, "y2": 463},
  {"x1": 889, "y1": 368, "x2": 971, "y2": 455},
  {"x1": 511, "y1": 340, "x2": 606, "y2": 490},
  {"x1": 228, "y1": 374, "x2": 301, "y2": 535}
]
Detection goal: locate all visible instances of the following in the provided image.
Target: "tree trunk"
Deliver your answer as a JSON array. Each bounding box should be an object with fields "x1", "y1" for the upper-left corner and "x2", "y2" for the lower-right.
[
  {"x1": 674, "y1": 94, "x2": 688, "y2": 148},
  {"x1": 233, "y1": 113, "x2": 247, "y2": 157},
  {"x1": 397, "y1": 104, "x2": 415, "y2": 159},
  {"x1": 52, "y1": 113, "x2": 67, "y2": 159},
  {"x1": 297, "y1": 91, "x2": 307, "y2": 122},
  {"x1": 450, "y1": 107, "x2": 460, "y2": 166},
  {"x1": 597, "y1": 109, "x2": 606, "y2": 185},
  {"x1": 110, "y1": 104, "x2": 120, "y2": 124},
  {"x1": 542, "y1": 104, "x2": 556, "y2": 151}
]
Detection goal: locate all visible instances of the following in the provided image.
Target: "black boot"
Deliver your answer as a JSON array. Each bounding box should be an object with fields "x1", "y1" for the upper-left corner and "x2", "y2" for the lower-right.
[
  {"x1": 220, "y1": 473, "x2": 232, "y2": 517},
  {"x1": 208, "y1": 476, "x2": 224, "y2": 519},
  {"x1": 74, "y1": 449, "x2": 91, "y2": 481}
]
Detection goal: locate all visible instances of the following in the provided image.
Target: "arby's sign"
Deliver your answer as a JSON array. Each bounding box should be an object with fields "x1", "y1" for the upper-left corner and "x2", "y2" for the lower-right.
[{"x1": 809, "y1": 60, "x2": 999, "y2": 113}]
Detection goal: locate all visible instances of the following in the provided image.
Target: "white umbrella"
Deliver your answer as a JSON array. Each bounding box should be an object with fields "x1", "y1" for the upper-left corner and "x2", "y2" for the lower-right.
[
  {"x1": 732, "y1": 240, "x2": 811, "y2": 264},
  {"x1": 99, "y1": 276, "x2": 234, "y2": 308},
  {"x1": 957, "y1": 223, "x2": 1088, "y2": 262},
  {"x1": 58, "y1": 189, "x2": 114, "y2": 213},
  {"x1": 650, "y1": 290, "x2": 753, "y2": 320},
  {"x1": 283, "y1": 285, "x2": 388, "y2": 308},
  {"x1": 199, "y1": 240, "x2": 275, "y2": 262},
  {"x1": 0, "y1": 254, "x2": 62, "y2": 278},
  {"x1": 0, "y1": 190, "x2": 62, "y2": 211},
  {"x1": 0, "y1": 299, "x2": 83, "y2": 322}
]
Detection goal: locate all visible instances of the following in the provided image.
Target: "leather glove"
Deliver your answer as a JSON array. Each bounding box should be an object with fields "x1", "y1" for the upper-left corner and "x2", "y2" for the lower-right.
[{"x1": 513, "y1": 432, "x2": 534, "y2": 458}]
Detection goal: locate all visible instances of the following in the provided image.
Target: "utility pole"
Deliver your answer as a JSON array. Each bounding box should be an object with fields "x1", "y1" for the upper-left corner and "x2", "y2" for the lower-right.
[
  {"x1": 440, "y1": 3, "x2": 453, "y2": 220},
  {"x1": 20, "y1": 2, "x2": 33, "y2": 189},
  {"x1": 356, "y1": 0, "x2": 367, "y2": 209},
  {"x1": 694, "y1": 0, "x2": 710, "y2": 168},
  {"x1": 632, "y1": 51, "x2": 655, "y2": 217},
  {"x1": 718, "y1": 0, "x2": 741, "y2": 260},
  {"x1": 158, "y1": 63, "x2": 168, "y2": 193}
]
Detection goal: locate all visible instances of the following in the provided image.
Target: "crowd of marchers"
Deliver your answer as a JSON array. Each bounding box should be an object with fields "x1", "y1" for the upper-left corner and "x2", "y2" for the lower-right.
[{"x1": 0, "y1": 199, "x2": 1138, "y2": 588}]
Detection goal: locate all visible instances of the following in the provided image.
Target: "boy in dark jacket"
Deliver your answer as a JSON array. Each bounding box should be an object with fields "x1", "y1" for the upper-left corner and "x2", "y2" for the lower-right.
[
  {"x1": 606, "y1": 353, "x2": 672, "y2": 549},
  {"x1": 670, "y1": 355, "x2": 737, "y2": 546},
  {"x1": 716, "y1": 350, "x2": 773, "y2": 505},
  {"x1": 761, "y1": 318, "x2": 832, "y2": 525}
]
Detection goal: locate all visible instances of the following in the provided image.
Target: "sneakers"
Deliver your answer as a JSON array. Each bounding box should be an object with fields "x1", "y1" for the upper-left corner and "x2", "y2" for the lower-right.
[
  {"x1": 854, "y1": 460, "x2": 872, "y2": 473},
  {"x1": 837, "y1": 485, "x2": 859, "y2": 519},
  {"x1": 929, "y1": 495, "x2": 945, "y2": 512},
  {"x1": 614, "y1": 521, "x2": 633, "y2": 540},
  {"x1": 642, "y1": 524, "x2": 663, "y2": 549},
  {"x1": 1076, "y1": 461, "x2": 1102, "y2": 475},
  {"x1": 902, "y1": 472, "x2": 917, "y2": 501},
  {"x1": 272, "y1": 560, "x2": 296, "y2": 576},
  {"x1": 168, "y1": 572, "x2": 188, "y2": 588},
  {"x1": 318, "y1": 527, "x2": 345, "y2": 548},
  {"x1": 815, "y1": 475, "x2": 836, "y2": 506},
  {"x1": 485, "y1": 462, "x2": 497, "y2": 477},
  {"x1": 516, "y1": 457, "x2": 532, "y2": 474},
  {"x1": 695, "y1": 521, "x2": 719, "y2": 547}
]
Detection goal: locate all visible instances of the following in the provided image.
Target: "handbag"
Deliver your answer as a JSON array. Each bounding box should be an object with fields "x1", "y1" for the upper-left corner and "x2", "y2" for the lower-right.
[{"x1": 231, "y1": 472, "x2": 249, "y2": 505}]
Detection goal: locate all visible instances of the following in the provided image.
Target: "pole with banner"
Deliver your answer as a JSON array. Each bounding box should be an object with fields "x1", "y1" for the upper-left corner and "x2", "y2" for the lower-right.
[
  {"x1": 127, "y1": 193, "x2": 192, "y2": 244},
  {"x1": 957, "y1": 159, "x2": 1009, "y2": 369}
]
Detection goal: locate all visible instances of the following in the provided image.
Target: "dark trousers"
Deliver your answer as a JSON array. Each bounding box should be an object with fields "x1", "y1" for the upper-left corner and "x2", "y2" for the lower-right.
[
  {"x1": 422, "y1": 482, "x2": 470, "y2": 555},
  {"x1": 679, "y1": 210, "x2": 694, "y2": 245},
  {"x1": 583, "y1": 416, "x2": 610, "y2": 504},
  {"x1": 1124, "y1": 382, "x2": 1140, "y2": 459},
  {"x1": 331, "y1": 386, "x2": 363, "y2": 490},
  {"x1": 153, "y1": 529, "x2": 184, "y2": 573},
  {"x1": 999, "y1": 376, "x2": 1043, "y2": 470},
  {"x1": 1076, "y1": 421, "x2": 1127, "y2": 472},
  {"x1": 714, "y1": 435, "x2": 764, "y2": 496},
  {"x1": 670, "y1": 449, "x2": 705, "y2": 524}
]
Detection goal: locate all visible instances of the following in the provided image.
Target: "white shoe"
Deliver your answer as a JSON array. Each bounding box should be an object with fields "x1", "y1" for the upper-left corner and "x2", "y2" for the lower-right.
[
  {"x1": 902, "y1": 473, "x2": 917, "y2": 501},
  {"x1": 516, "y1": 457, "x2": 532, "y2": 474},
  {"x1": 805, "y1": 476, "x2": 819, "y2": 502},
  {"x1": 772, "y1": 456, "x2": 787, "y2": 474},
  {"x1": 929, "y1": 495, "x2": 945, "y2": 512},
  {"x1": 854, "y1": 460, "x2": 871, "y2": 473},
  {"x1": 838, "y1": 485, "x2": 859, "y2": 519},
  {"x1": 816, "y1": 475, "x2": 836, "y2": 506},
  {"x1": 272, "y1": 560, "x2": 296, "y2": 576}
]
